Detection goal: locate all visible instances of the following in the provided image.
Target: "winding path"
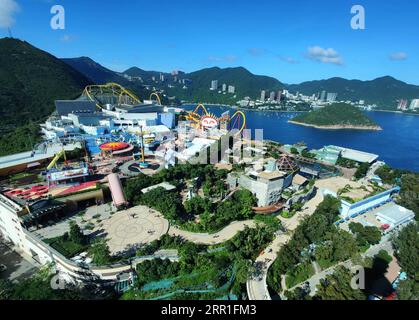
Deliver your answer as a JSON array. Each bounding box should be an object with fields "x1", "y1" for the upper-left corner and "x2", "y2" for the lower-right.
[
  {"x1": 168, "y1": 220, "x2": 256, "y2": 245},
  {"x1": 246, "y1": 183, "x2": 324, "y2": 300}
]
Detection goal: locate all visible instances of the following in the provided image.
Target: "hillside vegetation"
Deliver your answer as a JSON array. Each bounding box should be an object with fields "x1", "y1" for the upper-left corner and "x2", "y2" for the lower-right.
[
  {"x1": 63, "y1": 58, "x2": 284, "y2": 105},
  {"x1": 63, "y1": 55, "x2": 419, "y2": 108},
  {"x1": 62, "y1": 58, "x2": 169, "y2": 104},
  {"x1": 287, "y1": 76, "x2": 419, "y2": 109},
  {"x1": 290, "y1": 103, "x2": 380, "y2": 129},
  {"x1": 169, "y1": 66, "x2": 283, "y2": 104},
  {"x1": 0, "y1": 38, "x2": 91, "y2": 156}
]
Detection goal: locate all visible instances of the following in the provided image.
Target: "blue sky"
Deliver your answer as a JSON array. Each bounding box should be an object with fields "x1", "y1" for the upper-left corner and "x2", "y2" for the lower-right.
[{"x1": 1, "y1": 0, "x2": 418, "y2": 84}]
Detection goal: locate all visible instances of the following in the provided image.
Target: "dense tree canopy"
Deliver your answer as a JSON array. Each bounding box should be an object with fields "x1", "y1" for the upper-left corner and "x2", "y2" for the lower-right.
[
  {"x1": 125, "y1": 165, "x2": 257, "y2": 232},
  {"x1": 314, "y1": 230, "x2": 358, "y2": 266},
  {"x1": 314, "y1": 266, "x2": 367, "y2": 300},
  {"x1": 291, "y1": 103, "x2": 379, "y2": 127},
  {"x1": 349, "y1": 222, "x2": 382, "y2": 248},
  {"x1": 392, "y1": 223, "x2": 419, "y2": 277},
  {"x1": 268, "y1": 196, "x2": 342, "y2": 292},
  {"x1": 88, "y1": 238, "x2": 112, "y2": 265}
]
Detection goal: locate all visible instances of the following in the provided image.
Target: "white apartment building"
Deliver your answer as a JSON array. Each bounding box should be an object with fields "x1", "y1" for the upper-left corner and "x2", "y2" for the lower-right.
[{"x1": 409, "y1": 99, "x2": 419, "y2": 110}]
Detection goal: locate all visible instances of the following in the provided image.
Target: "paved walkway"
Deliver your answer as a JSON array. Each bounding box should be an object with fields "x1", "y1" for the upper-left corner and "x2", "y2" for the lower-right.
[
  {"x1": 247, "y1": 181, "x2": 325, "y2": 300},
  {"x1": 34, "y1": 203, "x2": 115, "y2": 239},
  {"x1": 168, "y1": 220, "x2": 256, "y2": 245},
  {"x1": 99, "y1": 206, "x2": 169, "y2": 255},
  {"x1": 132, "y1": 249, "x2": 179, "y2": 267}
]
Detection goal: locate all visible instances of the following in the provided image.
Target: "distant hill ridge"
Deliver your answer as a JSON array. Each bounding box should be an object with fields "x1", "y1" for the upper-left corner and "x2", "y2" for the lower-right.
[
  {"x1": 62, "y1": 56, "x2": 419, "y2": 108},
  {"x1": 287, "y1": 76, "x2": 419, "y2": 108}
]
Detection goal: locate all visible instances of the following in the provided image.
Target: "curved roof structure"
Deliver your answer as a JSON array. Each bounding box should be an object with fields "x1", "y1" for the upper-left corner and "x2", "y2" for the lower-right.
[{"x1": 99, "y1": 142, "x2": 130, "y2": 152}]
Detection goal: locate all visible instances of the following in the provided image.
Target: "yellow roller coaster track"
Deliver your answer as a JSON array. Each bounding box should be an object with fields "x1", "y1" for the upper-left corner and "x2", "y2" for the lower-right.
[
  {"x1": 230, "y1": 110, "x2": 246, "y2": 134},
  {"x1": 149, "y1": 92, "x2": 162, "y2": 105},
  {"x1": 194, "y1": 103, "x2": 209, "y2": 116},
  {"x1": 83, "y1": 83, "x2": 141, "y2": 109}
]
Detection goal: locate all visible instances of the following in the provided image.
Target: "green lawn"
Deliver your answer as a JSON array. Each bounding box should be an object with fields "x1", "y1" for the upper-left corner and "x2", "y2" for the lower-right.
[{"x1": 44, "y1": 237, "x2": 87, "y2": 258}]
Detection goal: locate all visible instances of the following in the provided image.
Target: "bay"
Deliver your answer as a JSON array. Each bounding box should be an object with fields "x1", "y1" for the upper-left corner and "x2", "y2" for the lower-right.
[{"x1": 183, "y1": 105, "x2": 419, "y2": 172}]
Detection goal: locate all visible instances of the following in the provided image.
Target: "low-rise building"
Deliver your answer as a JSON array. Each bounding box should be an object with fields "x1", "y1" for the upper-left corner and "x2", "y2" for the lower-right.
[
  {"x1": 313, "y1": 145, "x2": 341, "y2": 165},
  {"x1": 324, "y1": 186, "x2": 401, "y2": 220},
  {"x1": 375, "y1": 203, "x2": 415, "y2": 230},
  {"x1": 228, "y1": 169, "x2": 293, "y2": 207}
]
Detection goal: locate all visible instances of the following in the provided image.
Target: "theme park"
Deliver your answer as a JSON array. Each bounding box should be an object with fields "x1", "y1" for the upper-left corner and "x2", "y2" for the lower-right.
[{"x1": 0, "y1": 81, "x2": 416, "y2": 301}]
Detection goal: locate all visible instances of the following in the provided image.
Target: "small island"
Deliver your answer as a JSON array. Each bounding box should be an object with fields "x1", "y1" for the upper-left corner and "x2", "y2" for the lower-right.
[{"x1": 289, "y1": 103, "x2": 382, "y2": 131}]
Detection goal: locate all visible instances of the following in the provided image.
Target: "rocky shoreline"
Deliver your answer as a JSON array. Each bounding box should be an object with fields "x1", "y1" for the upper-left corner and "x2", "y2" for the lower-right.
[{"x1": 288, "y1": 120, "x2": 383, "y2": 131}]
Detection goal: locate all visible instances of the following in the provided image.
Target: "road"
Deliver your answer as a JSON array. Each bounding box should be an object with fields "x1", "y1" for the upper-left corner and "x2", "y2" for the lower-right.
[
  {"x1": 168, "y1": 220, "x2": 256, "y2": 245},
  {"x1": 246, "y1": 184, "x2": 324, "y2": 300}
]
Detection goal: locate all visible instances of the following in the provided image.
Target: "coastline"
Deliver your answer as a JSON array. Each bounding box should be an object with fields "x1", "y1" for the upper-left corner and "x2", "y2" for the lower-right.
[
  {"x1": 288, "y1": 120, "x2": 383, "y2": 131},
  {"x1": 374, "y1": 109, "x2": 419, "y2": 116},
  {"x1": 180, "y1": 103, "x2": 307, "y2": 113},
  {"x1": 181, "y1": 103, "x2": 419, "y2": 117}
]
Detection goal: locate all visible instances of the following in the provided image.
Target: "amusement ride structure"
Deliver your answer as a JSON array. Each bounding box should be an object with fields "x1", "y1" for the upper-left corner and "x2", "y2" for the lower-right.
[
  {"x1": 82, "y1": 83, "x2": 162, "y2": 108},
  {"x1": 83, "y1": 83, "x2": 141, "y2": 108},
  {"x1": 83, "y1": 83, "x2": 246, "y2": 135},
  {"x1": 184, "y1": 104, "x2": 247, "y2": 134}
]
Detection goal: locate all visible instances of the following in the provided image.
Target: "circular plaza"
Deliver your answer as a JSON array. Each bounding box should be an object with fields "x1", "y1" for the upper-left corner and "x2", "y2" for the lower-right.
[{"x1": 100, "y1": 206, "x2": 169, "y2": 255}]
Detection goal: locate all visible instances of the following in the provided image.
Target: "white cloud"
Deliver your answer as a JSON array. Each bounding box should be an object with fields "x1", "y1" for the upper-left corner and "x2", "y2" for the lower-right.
[
  {"x1": 207, "y1": 55, "x2": 238, "y2": 63},
  {"x1": 0, "y1": 0, "x2": 20, "y2": 29},
  {"x1": 389, "y1": 52, "x2": 408, "y2": 61},
  {"x1": 247, "y1": 48, "x2": 266, "y2": 56},
  {"x1": 306, "y1": 46, "x2": 343, "y2": 65},
  {"x1": 60, "y1": 34, "x2": 75, "y2": 42},
  {"x1": 280, "y1": 56, "x2": 298, "y2": 64},
  {"x1": 224, "y1": 55, "x2": 238, "y2": 63}
]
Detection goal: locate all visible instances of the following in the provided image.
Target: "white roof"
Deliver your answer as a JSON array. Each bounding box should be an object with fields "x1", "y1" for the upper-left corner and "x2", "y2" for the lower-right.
[
  {"x1": 333, "y1": 146, "x2": 379, "y2": 164},
  {"x1": 141, "y1": 182, "x2": 176, "y2": 194},
  {"x1": 375, "y1": 203, "x2": 415, "y2": 224},
  {"x1": 145, "y1": 125, "x2": 171, "y2": 133},
  {"x1": 179, "y1": 138, "x2": 216, "y2": 159},
  {"x1": 0, "y1": 142, "x2": 82, "y2": 170}
]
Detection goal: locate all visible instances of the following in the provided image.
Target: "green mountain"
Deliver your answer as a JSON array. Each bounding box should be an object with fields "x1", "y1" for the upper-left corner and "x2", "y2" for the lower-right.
[
  {"x1": 61, "y1": 59, "x2": 169, "y2": 104},
  {"x1": 63, "y1": 58, "x2": 284, "y2": 105},
  {"x1": 0, "y1": 38, "x2": 91, "y2": 156},
  {"x1": 175, "y1": 66, "x2": 283, "y2": 103},
  {"x1": 290, "y1": 103, "x2": 381, "y2": 130},
  {"x1": 125, "y1": 66, "x2": 284, "y2": 104},
  {"x1": 64, "y1": 56, "x2": 419, "y2": 108},
  {"x1": 287, "y1": 76, "x2": 419, "y2": 109},
  {"x1": 62, "y1": 57, "x2": 129, "y2": 85},
  {"x1": 124, "y1": 67, "x2": 178, "y2": 83}
]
